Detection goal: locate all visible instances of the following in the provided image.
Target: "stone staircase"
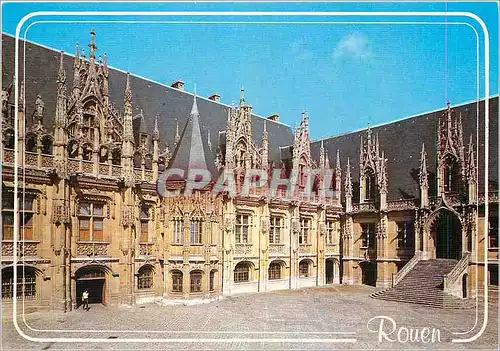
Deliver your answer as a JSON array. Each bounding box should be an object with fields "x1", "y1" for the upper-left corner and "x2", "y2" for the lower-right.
[{"x1": 371, "y1": 259, "x2": 474, "y2": 309}]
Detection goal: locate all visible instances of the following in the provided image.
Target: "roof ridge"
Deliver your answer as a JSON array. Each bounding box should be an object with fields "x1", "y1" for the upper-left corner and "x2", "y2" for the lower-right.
[
  {"x1": 312, "y1": 95, "x2": 499, "y2": 143},
  {"x1": 1, "y1": 31, "x2": 291, "y2": 128}
]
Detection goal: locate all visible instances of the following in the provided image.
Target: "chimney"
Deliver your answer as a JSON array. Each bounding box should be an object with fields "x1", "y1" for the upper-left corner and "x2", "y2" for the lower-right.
[
  {"x1": 171, "y1": 79, "x2": 184, "y2": 91},
  {"x1": 267, "y1": 113, "x2": 279, "y2": 122},
  {"x1": 208, "y1": 93, "x2": 220, "y2": 102}
]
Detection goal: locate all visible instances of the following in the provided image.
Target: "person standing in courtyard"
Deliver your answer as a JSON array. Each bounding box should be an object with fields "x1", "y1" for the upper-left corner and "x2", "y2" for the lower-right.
[{"x1": 82, "y1": 289, "x2": 89, "y2": 311}]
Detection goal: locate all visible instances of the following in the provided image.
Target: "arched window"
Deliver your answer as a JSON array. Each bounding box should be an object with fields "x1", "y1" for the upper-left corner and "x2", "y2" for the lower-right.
[
  {"x1": 25, "y1": 134, "x2": 37, "y2": 152},
  {"x1": 41, "y1": 136, "x2": 53, "y2": 155},
  {"x1": 112, "y1": 149, "x2": 121, "y2": 165},
  {"x1": 82, "y1": 144, "x2": 92, "y2": 161},
  {"x1": 190, "y1": 271, "x2": 203, "y2": 293},
  {"x1": 1, "y1": 266, "x2": 37, "y2": 299},
  {"x1": 171, "y1": 271, "x2": 183, "y2": 293},
  {"x1": 444, "y1": 158, "x2": 460, "y2": 193},
  {"x1": 234, "y1": 262, "x2": 251, "y2": 283},
  {"x1": 299, "y1": 260, "x2": 311, "y2": 277},
  {"x1": 268, "y1": 262, "x2": 282, "y2": 280},
  {"x1": 144, "y1": 155, "x2": 152, "y2": 170},
  {"x1": 190, "y1": 220, "x2": 202, "y2": 244},
  {"x1": 133, "y1": 152, "x2": 142, "y2": 169},
  {"x1": 137, "y1": 266, "x2": 153, "y2": 290},
  {"x1": 365, "y1": 169, "x2": 376, "y2": 201}
]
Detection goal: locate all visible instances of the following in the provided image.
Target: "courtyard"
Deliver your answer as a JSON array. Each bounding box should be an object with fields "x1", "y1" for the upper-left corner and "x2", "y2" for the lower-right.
[{"x1": 2, "y1": 285, "x2": 498, "y2": 350}]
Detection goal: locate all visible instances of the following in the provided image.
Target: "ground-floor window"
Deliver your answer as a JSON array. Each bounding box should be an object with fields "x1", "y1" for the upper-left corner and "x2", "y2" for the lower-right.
[
  {"x1": 299, "y1": 260, "x2": 311, "y2": 277},
  {"x1": 190, "y1": 271, "x2": 202, "y2": 293},
  {"x1": 172, "y1": 271, "x2": 183, "y2": 293},
  {"x1": 489, "y1": 265, "x2": 498, "y2": 286},
  {"x1": 1, "y1": 267, "x2": 36, "y2": 299},
  {"x1": 268, "y1": 262, "x2": 282, "y2": 280},
  {"x1": 137, "y1": 266, "x2": 154, "y2": 290},
  {"x1": 234, "y1": 262, "x2": 250, "y2": 283}
]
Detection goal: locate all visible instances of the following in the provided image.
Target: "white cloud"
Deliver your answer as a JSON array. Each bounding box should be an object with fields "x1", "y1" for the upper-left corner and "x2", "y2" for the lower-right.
[
  {"x1": 290, "y1": 39, "x2": 313, "y2": 62},
  {"x1": 333, "y1": 32, "x2": 372, "y2": 60}
]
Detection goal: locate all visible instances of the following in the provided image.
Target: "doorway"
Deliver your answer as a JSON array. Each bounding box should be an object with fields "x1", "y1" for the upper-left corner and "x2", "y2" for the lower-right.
[
  {"x1": 76, "y1": 267, "x2": 106, "y2": 307},
  {"x1": 325, "y1": 259, "x2": 334, "y2": 284},
  {"x1": 434, "y1": 211, "x2": 462, "y2": 259},
  {"x1": 360, "y1": 261, "x2": 377, "y2": 287}
]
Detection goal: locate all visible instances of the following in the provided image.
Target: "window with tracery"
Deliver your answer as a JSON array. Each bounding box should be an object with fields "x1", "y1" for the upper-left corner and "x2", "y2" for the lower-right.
[
  {"x1": 2, "y1": 191, "x2": 35, "y2": 241},
  {"x1": 78, "y1": 202, "x2": 104, "y2": 242}
]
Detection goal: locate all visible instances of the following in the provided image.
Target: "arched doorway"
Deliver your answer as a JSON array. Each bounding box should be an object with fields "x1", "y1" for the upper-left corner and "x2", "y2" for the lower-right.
[
  {"x1": 75, "y1": 266, "x2": 107, "y2": 307},
  {"x1": 432, "y1": 210, "x2": 462, "y2": 259},
  {"x1": 359, "y1": 261, "x2": 377, "y2": 286},
  {"x1": 325, "y1": 258, "x2": 334, "y2": 284}
]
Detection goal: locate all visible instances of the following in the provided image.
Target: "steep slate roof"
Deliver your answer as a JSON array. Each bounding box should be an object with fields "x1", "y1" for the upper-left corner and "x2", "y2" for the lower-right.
[
  {"x1": 311, "y1": 97, "x2": 499, "y2": 201},
  {"x1": 170, "y1": 94, "x2": 212, "y2": 175},
  {"x1": 1, "y1": 33, "x2": 294, "y2": 171}
]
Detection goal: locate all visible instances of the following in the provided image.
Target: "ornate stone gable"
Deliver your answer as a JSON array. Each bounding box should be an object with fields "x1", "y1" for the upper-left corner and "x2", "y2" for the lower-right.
[{"x1": 437, "y1": 103, "x2": 465, "y2": 175}]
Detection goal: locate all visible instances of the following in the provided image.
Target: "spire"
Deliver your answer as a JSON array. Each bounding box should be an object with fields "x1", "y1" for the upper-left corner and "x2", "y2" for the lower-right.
[
  {"x1": 56, "y1": 51, "x2": 68, "y2": 129},
  {"x1": 419, "y1": 143, "x2": 428, "y2": 188},
  {"x1": 467, "y1": 135, "x2": 476, "y2": 182},
  {"x1": 74, "y1": 43, "x2": 80, "y2": 68},
  {"x1": 123, "y1": 72, "x2": 133, "y2": 141},
  {"x1": 324, "y1": 149, "x2": 331, "y2": 169},
  {"x1": 72, "y1": 43, "x2": 81, "y2": 99},
  {"x1": 335, "y1": 149, "x2": 341, "y2": 172},
  {"x1": 207, "y1": 129, "x2": 212, "y2": 151},
  {"x1": 170, "y1": 92, "x2": 209, "y2": 175},
  {"x1": 262, "y1": 121, "x2": 269, "y2": 171},
  {"x1": 57, "y1": 50, "x2": 66, "y2": 85},
  {"x1": 379, "y1": 151, "x2": 388, "y2": 193},
  {"x1": 190, "y1": 91, "x2": 199, "y2": 117},
  {"x1": 174, "y1": 119, "x2": 180, "y2": 145},
  {"x1": 320, "y1": 140, "x2": 325, "y2": 168},
  {"x1": 345, "y1": 157, "x2": 352, "y2": 198},
  {"x1": 152, "y1": 113, "x2": 159, "y2": 141},
  {"x1": 18, "y1": 80, "x2": 24, "y2": 112},
  {"x1": 239, "y1": 88, "x2": 245, "y2": 106},
  {"x1": 88, "y1": 27, "x2": 97, "y2": 60}
]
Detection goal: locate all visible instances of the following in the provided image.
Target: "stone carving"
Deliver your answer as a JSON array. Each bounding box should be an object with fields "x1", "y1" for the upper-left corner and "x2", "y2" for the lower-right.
[
  {"x1": 233, "y1": 244, "x2": 252, "y2": 255},
  {"x1": 376, "y1": 217, "x2": 387, "y2": 239},
  {"x1": 260, "y1": 217, "x2": 269, "y2": 234},
  {"x1": 77, "y1": 243, "x2": 108, "y2": 256},
  {"x1": 121, "y1": 205, "x2": 134, "y2": 227},
  {"x1": 139, "y1": 243, "x2": 154, "y2": 256},
  {"x1": 2, "y1": 242, "x2": 38, "y2": 256},
  {"x1": 268, "y1": 244, "x2": 286, "y2": 255},
  {"x1": 53, "y1": 200, "x2": 70, "y2": 224}
]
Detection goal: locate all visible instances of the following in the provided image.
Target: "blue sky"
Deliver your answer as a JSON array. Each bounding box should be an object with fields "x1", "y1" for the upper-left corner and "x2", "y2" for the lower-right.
[{"x1": 2, "y1": 1, "x2": 498, "y2": 139}]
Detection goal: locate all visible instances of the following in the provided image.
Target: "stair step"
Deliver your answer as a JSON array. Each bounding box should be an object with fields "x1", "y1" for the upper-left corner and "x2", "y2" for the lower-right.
[{"x1": 372, "y1": 258, "x2": 469, "y2": 309}]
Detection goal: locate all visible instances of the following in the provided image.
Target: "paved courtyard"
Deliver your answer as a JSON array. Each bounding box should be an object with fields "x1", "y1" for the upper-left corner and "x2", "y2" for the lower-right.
[{"x1": 2, "y1": 285, "x2": 498, "y2": 350}]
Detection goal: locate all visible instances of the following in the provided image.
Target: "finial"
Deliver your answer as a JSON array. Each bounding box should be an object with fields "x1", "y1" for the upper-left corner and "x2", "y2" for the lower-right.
[
  {"x1": 153, "y1": 113, "x2": 159, "y2": 141},
  {"x1": 239, "y1": 87, "x2": 245, "y2": 106},
  {"x1": 174, "y1": 119, "x2": 180, "y2": 144},
  {"x1": 88, "y1": 27, "x2": 97, "y2": 59},
  {"x1": 125, "y1": 72, "x2": 131, "y2": 103},
  {"x1": 58, "y1": 50, "x2": 66, "y2": 83}
]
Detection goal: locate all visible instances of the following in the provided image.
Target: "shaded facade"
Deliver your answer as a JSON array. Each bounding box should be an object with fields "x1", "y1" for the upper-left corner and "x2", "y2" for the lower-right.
[{"x1": 1, "y1": 31, "x2": 497, "y2": 310}]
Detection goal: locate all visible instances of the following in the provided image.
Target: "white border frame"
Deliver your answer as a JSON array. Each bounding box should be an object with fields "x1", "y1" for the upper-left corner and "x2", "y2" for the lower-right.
[{"x1": 10, "y1": 10, "x2": 490, "y2": 345}]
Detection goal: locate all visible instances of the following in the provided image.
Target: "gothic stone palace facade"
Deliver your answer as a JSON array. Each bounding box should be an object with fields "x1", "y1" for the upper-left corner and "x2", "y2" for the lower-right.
[{"x1": 1, "y1": 31, "x2": 498, "y2": 311}]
